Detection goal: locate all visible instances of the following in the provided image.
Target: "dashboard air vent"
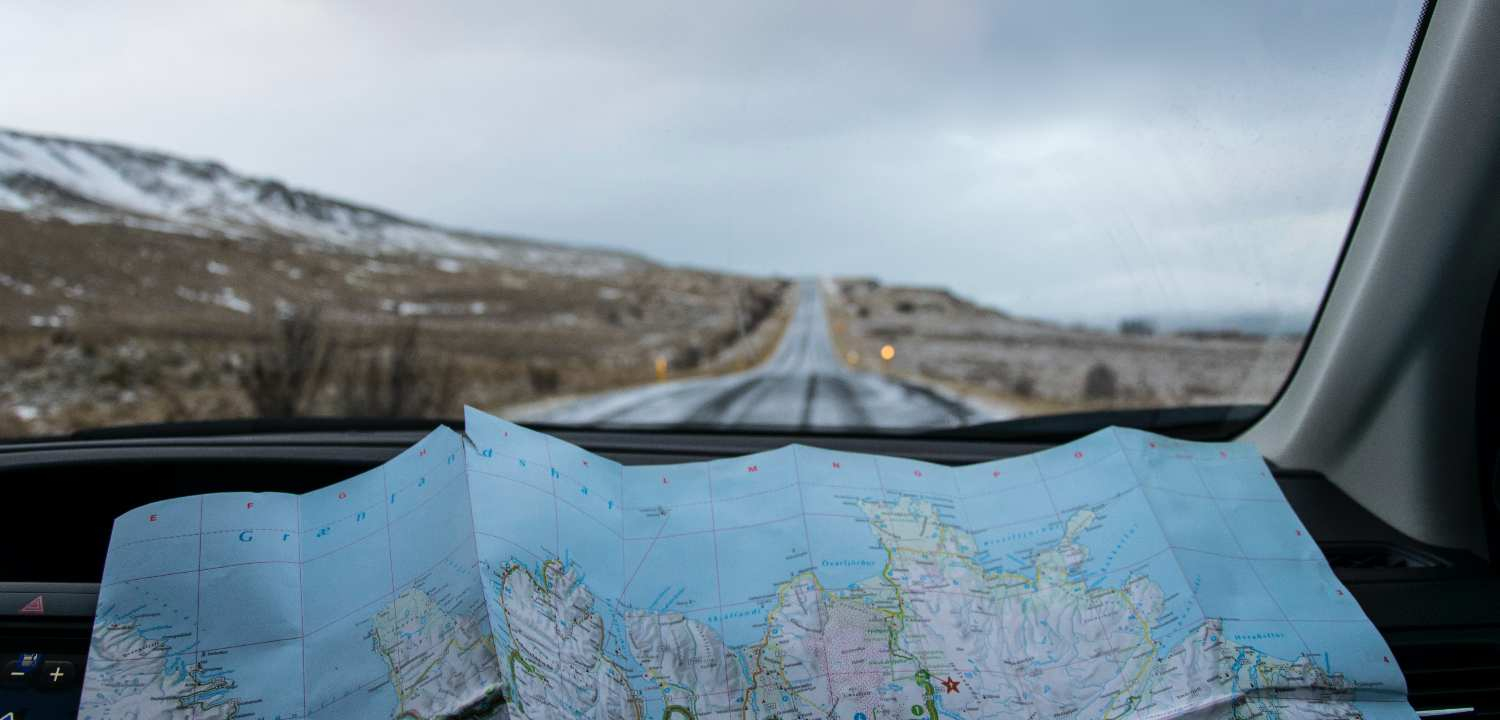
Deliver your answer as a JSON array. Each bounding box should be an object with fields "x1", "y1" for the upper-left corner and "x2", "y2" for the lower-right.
[
  {"x1": 1321, "y1": 542, "x2": 1447, "y2": 569},
  {"x1": 1397, "y1": 641, "x2": 1500, "y2": 717}
]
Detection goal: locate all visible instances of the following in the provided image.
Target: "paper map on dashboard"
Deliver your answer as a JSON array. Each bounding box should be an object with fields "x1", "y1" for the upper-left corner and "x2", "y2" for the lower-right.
[{"x1": 80, "y1": 406, "x2": 1413, "y2": 719}]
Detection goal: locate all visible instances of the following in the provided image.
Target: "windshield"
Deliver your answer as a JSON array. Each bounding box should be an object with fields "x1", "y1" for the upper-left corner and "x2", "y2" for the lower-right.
[{"x1": 0, "y1": 2, "x2": 1424, "y2": 439}]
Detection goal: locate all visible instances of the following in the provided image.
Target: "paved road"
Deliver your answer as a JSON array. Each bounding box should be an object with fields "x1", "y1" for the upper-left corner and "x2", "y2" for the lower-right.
[{"x1": 532, "y1": 281, "x2": 992, "y2": 430}]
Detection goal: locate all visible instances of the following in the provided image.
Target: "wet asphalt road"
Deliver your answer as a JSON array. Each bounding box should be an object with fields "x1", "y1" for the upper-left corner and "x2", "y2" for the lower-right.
[{"x1": 533, "y1": 281, "x2": 987, "y2": 430}]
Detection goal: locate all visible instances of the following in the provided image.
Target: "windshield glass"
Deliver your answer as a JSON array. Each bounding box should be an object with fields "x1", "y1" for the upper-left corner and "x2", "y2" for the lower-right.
[{"x1": 0, "y1": 2, "x2": 1424, "y2": 438}]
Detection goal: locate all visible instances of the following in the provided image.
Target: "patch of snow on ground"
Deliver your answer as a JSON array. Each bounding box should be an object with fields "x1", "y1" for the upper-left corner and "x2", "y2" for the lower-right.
[
  {"x1": 216, "y1": 287, "x2": 253, "y2": 314},
  {"x1": 0, "y1": 273, "x2": 35, "y2": 296},
  {"x1": 435, "y1": 258, "x2": 465, "y2": 273},
  {"x1": 659, "y1": 289, "x2": 711, "y2": 306},
  {"x1": 272, "y1": 260, "x2": 304, "y2": 280},
  {"x1": 0, "y1": 182, "x2": 28, "y2": 211},
  {"x1": 395, "y1": 301, "x2": 434, "y2": 316},
  {"x1": 51, "y1": 207, "x2": 116, "y2": 225},
  {"x1": 597, "y1": 287, "x2": 624, "y2": 301},
  {"x1": 44, "y1": 278, "x2": 86, "y2": 299},
  {"x1": 13, "y1": 405, "x2": 39, "y2": 421},
  {"x1": 383, "y1": 299, "x2": 490, "y2": 317},
  {"x1": 206, "y1": 260, "x2": 231, "y2": 275},
  {"x1": 175, "y1": 286, "x2": 254, "y2": 314}
]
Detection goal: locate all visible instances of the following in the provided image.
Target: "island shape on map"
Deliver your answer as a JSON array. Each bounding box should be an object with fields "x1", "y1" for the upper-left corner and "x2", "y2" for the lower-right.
[{"x1": 79, "y1": 406, "x2": 1414, "y2": 720}]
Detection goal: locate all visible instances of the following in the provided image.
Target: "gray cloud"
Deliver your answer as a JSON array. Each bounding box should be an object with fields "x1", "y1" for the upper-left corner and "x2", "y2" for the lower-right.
[{"x1": 0, "y1": 0, "x2": 1422, "y2": 325}]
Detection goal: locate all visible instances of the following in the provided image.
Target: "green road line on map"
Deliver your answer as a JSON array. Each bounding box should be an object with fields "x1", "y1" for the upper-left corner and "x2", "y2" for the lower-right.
[
  {"x1": 879, "y1": 544, "x2": 918, "y2": 664},
  {"x1": 913, "y1": 669, "x2": 938, "y2": 720},
  {"x1": 662, "y1": 704, "x2": 696, "y2": 720},
  {"x1": 508, "y1": 649, "x2": 542, "y2": 713}
]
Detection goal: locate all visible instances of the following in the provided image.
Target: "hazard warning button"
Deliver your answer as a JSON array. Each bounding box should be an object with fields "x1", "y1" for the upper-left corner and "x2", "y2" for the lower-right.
[{"x1": 0, "y1": 586, "x2": 96, "y2": 618}]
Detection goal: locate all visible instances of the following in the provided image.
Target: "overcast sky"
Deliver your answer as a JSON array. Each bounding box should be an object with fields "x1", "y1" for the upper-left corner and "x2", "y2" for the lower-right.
[{"x1": 1, "y1": 1, "x2": 1422, "y2": 327}]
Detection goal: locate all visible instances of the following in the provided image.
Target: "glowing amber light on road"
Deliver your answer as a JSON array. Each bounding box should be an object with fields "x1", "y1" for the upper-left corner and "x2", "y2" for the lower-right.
[
  {"x1": 654, "y1": 355, "x2": 669, "y2": 380},
  {"x1": 880, "y1": 344, "x2": 895, "y2": 361}
]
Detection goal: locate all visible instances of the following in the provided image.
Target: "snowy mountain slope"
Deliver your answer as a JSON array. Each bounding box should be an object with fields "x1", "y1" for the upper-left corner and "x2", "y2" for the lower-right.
[{"x1": 0, "y1": 128, "x2": 647, "y2": 276}]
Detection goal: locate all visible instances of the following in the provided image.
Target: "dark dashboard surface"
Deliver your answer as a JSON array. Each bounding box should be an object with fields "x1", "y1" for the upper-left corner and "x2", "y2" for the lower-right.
[{"x1": 1, "y1": 429, "x2": 1496, "y2": 717}]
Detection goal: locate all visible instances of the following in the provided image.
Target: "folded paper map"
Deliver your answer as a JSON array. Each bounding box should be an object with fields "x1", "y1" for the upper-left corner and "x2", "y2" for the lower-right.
[{"x1": 79, "y1": 407, "x2": 1413, "y2": 719}]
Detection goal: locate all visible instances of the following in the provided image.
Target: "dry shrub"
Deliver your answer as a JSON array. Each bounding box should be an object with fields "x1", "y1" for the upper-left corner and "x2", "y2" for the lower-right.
[
  {"x1": 673, "y1": 344, "x2": 705, "y2": 370},
  {"x1": 0, "y1": 410, "x2": 30, "y2": 438},
  {"x1": 335, "y1": 323, "x2": 460, "y2": 418},
  {"x1": 526, "y1": 362, "x2": 561, "y2": 395},
  {"x1": 1119, "y1": 318, "x2": 1156, "y2": 336},
  {"x1": 1011, "y1": 374, "x2": 1037, "y2": 399},
  {"x1": 236, "y1": 306, "x2": 335, "y2": 417},
  {"x1": 685, "y1": 283, "x2": 788, "y2": 371},
  {"x1": 1083, "y1": 362, "x2": 1119, "y2": 401}
]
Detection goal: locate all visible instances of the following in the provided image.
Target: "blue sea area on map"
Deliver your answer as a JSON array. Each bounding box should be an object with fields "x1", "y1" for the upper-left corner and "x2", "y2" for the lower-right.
[
  {"x1": 301, "y1": 522, "x2": 392, "y2": 632},
  {"x1": 1108, "y1": 548, "x2": 1204, "y2": 655},
  {"x1": 1177, "y1": 547, "x2": 1287, "y2": 620},
  {"x1": 473, "y1": 469, "x2": 557, "y2": 562},
  {"x1": 1220, "y1": 618, "x2": 1308, "y2": 665},
  {"x1": 100, "y1": 499, "x2": 200, "y2": 582},
  {"x1": 959, "y1": 480, "x2": 1056, "y2": 535},
  {"x1": 953, "y1": 453, "x2": 1045, "y2": 495},
  {"x1": 303, "y1": 601, "x2": 399, "y2": 717},
  {"x1": 388, "y1": 467, "x2": 474, "y2": 587},
  {"x1": 971, "y1": 513, "x2": 1068, "y2": 576},
  {"x1": 198, "y1": 561, "x2": 300, "y2": 648},
  {"x1": 1294, "y1": 619, "x2": 1410, "y2": 695},
  {"x1": 200, "y1": 496, "x2": 299, "y2": 567},
  {"x1": 803, "y1": 514, "x2": 886, "y2": 591},
  {"x1": 1254, "y1": 558, "x2": 1365, "y2": 621},
  {"x1": 622, "y1": 462, "x2": 713, "y2": 536},
  {"x1": 794, "y1": 444, "x2": 882, "y2": 488},
  {"x1": 210, "y1": 637, "x2": 305, "y2": 718},
  {"x1": 1221, "y1": 496, "x2": 1324, "y2": 561},
  {"x1": 622, "y1": 527, "x2": 719, "y2": 613},
  {"x1": 558, "y1": 496, "x2": 626, "y2": 597},
  {"x1": 1044, "y1": 450, "x2": 1138, "y2": 512},
  {"x1": 1076, "y1": 488, "x2": 1170, "y2": 579},
  {"x1": 98, "y1": 571, "x2": 199, "y2": 649},
  {"x1": 1143, "y1": 485, "x2": 1243, "y2": 556}
]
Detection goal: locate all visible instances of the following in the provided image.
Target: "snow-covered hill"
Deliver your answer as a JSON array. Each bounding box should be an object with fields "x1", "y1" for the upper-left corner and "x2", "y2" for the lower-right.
[{"x1": 0, "y1": 128, "x2": 646, "y2": 276}]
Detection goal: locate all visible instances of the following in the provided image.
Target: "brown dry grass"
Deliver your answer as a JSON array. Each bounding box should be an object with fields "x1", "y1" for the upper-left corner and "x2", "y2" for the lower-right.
[
  {"x1": 825, "y1": 278, "x2": 1302, "y2": 415},
  {"x1": 0, "y1": 212, "x2": 791, "y2": 436}
]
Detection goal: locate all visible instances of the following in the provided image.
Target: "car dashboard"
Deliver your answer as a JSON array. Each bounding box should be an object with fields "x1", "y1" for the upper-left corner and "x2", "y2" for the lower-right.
[{"x1": 1, "y1": 429, "x2": 1496, "y2": 718}]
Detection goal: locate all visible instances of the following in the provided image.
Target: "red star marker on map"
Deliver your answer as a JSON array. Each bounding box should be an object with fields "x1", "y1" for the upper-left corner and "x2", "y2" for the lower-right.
[{"x1": 941, "y1": 676, "x2": 960, "y2": 693}]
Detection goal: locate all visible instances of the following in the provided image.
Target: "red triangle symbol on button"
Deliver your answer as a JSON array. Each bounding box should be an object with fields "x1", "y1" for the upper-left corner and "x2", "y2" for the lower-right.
[{"x1": 18, "y1": 595, "x2": 44, "y2": 614}]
